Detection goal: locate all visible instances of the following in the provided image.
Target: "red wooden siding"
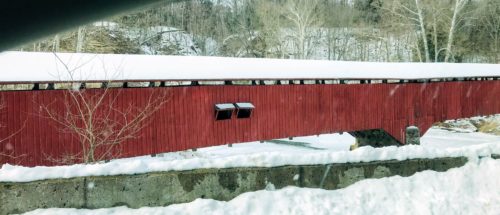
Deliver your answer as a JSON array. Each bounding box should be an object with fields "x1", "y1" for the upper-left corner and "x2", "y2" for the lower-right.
[{"x1": 1, "y1": 80, "x2": 499, "y2": 166}]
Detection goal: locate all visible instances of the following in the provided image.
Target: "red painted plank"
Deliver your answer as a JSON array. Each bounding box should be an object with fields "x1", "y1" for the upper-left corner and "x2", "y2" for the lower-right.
[{"x1": 1, "y1": 80, "x2": 500, "y2": 166}]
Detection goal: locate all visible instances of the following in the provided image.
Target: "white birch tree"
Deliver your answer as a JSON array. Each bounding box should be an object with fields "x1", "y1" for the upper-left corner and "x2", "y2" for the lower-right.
[
  {"x1": 444, "y1": 0, "x2": 468, "y2": 62},
  {"x1": 76, "y1": 26, "x2": 86, "y2": 53},
  {"x1": 385, "y1": 0, "x2": 431, "y2": 62},
  {"x1": 283, "y1": 0, "x2": 322, "y2": 59}
]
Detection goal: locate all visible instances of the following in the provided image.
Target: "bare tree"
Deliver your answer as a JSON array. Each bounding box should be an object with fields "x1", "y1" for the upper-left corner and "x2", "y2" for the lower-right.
[
  {"x1": 383, "y1": 0, "x2": 472, "y2": 62},
  {"x1": 327, "y1": 28, "x2": 353, "y2": 61},
  {"x1": 42, "y1": 55, "x2": 169, "y2": 164},
  {"x1": 283, "y1": 0, "x2": 322, "y2": 59},
  {"x1": 324, "y1": 1, "x2": 359, "y2": 61},
  {"x1": 444, "y1": 0, "x2": 468, "y2": 62},
  {"x1": 255, "y1": 0, "x2": 287, "y2": 58},
  {"x1": 385, "y1": 0, "x2": 431, "y2": 62},
  {"x1": 52, "y1": 34, "x2": 60, "y2": 52},
  {"x1": 478, "y1": 0, "x2": 500, "y2": 63},
  {"x1": 76, "y1": 26, "x2": 86, "y2": 53}
]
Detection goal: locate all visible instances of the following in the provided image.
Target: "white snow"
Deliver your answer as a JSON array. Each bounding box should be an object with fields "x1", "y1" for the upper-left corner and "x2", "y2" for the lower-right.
[
  {"x1": 214, "y1": 103, "x2": 235, "y2": 110},
  {"x1": 92, "y1": 21, "x2": 118, "y2": 28},
  {"x1": 0, "y1": 51, "x2": 499, "y2": 83},
  {"x1": 235, "y1": 102, "x2": 255, "y2": 109},
  {"x1": 1, "y1": 128, "x2": 500, "y2": 183},
  {"x1": 421, "y1": 128, "x2": 500, "y2": 149},
  {"x1": 22, "y1": 158, "x2": 500, "y2": 215},
  {"x1": 136, "y1": 26, "x2": 201, "y2": 56}
]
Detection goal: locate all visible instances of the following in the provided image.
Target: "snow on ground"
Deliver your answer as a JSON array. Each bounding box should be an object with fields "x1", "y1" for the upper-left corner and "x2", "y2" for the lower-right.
[
  {"x1": 22, "y1": 158, "x2": 500, "y2": 215},
  {"x1": 196, "y1": 133, "x2": 354, "y2": 157},
  {"x1": 421, "y1": 128, "x2": 500, "y2": 149},
  {"x1": 1, "y1": 128, "x2": 500, "y2": 183},
  {"x1": 0, "y1": 51, "x2": 499, "y2": 82}
]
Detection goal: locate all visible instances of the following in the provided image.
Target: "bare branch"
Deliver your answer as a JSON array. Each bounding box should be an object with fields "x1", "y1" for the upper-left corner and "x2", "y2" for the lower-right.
[{"x1": 41, "y1": 54, "x2": 170, "y2": 164}]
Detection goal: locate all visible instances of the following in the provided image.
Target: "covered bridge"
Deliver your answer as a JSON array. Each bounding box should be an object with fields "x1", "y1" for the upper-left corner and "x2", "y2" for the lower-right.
[{"x1": 0, "y1": 52, "x2": 499, "y2": 166}]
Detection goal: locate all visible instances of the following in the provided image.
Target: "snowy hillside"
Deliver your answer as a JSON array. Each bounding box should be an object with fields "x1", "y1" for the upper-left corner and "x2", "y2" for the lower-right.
[{"x1": 92, "y1": 21, "x2": 215, "y2": 56}]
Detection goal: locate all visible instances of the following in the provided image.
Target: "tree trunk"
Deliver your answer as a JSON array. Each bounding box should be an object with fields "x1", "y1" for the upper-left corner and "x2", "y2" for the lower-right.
[
  {"x1": 415, "y1": 0, "x2": 430, "y2": 62},
  {"x1": 445, "y1": 0, "x2": 465, "y2": 62},
  {"x1": 52, "y1": 34, "x2": 60, "y2": 52},
  {"x1": 87, "y1": 144, "x2": 95, "y2": 163},
  {"x1": 76, "y1": 26, "x2": 86, "y2": 53},
  {"x1": 414, "y1": 32, "x2": 423, "y2": 62},
  {"x1": 432, "y1": 14, "x2": 439, "y2": 62}
]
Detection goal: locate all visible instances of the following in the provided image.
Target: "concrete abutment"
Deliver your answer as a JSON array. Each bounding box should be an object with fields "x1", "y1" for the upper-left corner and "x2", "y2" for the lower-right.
[{"x1": 1, "y1": 156, "x2": 480, "y2": 215}]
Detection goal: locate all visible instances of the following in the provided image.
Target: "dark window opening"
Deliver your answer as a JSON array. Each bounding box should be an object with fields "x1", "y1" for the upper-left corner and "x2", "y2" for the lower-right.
[
  {"x1": 216, "y1": 110, "x2": 233, "y2": 120},
  {"x1": 235, "y1": 103, "x2": 255, "y2": 119},
  {"x1": 215, "y1": 103, "x2": 235, "y2": 121},
  {"x1": 237, "y1": 109, "x2": 252, "y2": 118}
]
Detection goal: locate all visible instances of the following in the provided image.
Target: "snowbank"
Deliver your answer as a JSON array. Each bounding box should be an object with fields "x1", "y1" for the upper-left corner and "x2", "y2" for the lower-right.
[
  {"x1": 0, "y1": 51, "x2": 499, "y2": 83},
  {"x1": 1, "y1": 130, "x2": 499, "y2": 182},
  {"x1": 22, "y1": 158, "x2": 500, "y2": 215}
]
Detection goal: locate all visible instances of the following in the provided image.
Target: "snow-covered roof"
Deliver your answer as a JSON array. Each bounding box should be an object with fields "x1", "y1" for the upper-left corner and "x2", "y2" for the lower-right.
[
  {"x1": 236, "y1": 103, "x2": 255, "y2": 109},
  {"x1": 0, "y1": 51, "x2": 499, "y2": 83},
  {"x1": 215, "y1": 103, "x2": 235, "y2": 110}
]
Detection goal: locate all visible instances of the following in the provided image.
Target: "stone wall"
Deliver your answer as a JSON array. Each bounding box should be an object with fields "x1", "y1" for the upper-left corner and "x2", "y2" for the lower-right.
[{"x1": 0, "y1": 157, "x2": 471, "y2": 215}]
